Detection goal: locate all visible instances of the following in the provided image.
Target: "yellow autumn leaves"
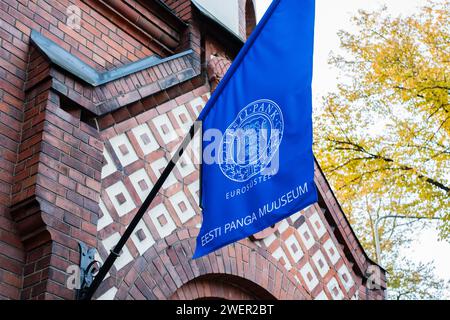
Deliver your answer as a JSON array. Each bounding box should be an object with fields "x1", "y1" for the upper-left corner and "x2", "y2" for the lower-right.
[{"x1": 314, "y1": 0, "x2": 450, "y2": 240}]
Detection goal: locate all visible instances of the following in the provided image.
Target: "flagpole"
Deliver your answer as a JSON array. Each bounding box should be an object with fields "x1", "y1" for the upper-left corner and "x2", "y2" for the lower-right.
[{"x1": 80, "y1": 123, "x2": 201, "y2": 300}]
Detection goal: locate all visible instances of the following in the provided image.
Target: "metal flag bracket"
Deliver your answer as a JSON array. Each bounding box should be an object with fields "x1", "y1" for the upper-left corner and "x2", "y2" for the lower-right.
[{"x1": 76, "y1": 242, "x2": 101, "y2": 300}]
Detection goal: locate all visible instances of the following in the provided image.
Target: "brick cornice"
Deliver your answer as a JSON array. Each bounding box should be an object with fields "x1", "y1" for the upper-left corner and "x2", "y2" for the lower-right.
[
  {"x1": 9, "y1": 198, "x2": 50, "y2": 251},
  {"x1": 29, "y1": 30, "x2": 201, "y2": 119},
  {"x1": 81, "y1": 0, "x2": 187, "y2": 56}
]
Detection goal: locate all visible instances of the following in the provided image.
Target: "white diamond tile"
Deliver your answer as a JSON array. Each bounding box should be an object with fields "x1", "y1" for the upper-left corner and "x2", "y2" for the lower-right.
[
  {"x1": 272, "y1": 247, "x2": 292, "y2": 271},
  {"x1": 97, "y1": 287, "x2": 118, "y2": 300},
  {"x1": 285, "y1": 234, "x2": 303, "y2": 263},
  {"x1": 189, "y1": 97, "x2": 206, "y2": 117},
  {"x1": 102, "y1": 232, "x2": 133, "y2": 271},
  {"x1": 176, "y1": 152, "x2": 195, "y2": 178},
  {"x1": 131, "y1": 124, "x2": 159, "y2": 155},
  {"x1": 297, "y1": 223, "x2": 315, "y2": 250},
  {"x1": 150, "y1": 157, "x2": 177, "y2": 189},
  {"x1": 97, "y1": 199, "x2": 113, "y2": 231},
  {"x1": 323, "y1": 238, "x2": 340, "y2": 265},
  {"x1": 169, "y1": 190, "x2": 196, "y2": 224},
  {"x1": 106, "y1": 181, "x2": 136, "y2": 217},
  {"x1": 129, "y1": 168, "x2": 153, "y2": 202},
  {"x1": 290, "y1": 211, "x2": 302, "y2": 223},
  {"x1": 277, "y1": 219, "x2": 289, "y2": 234},
  {"x1": 312, "y1": 249, "x2": 330, "y2": 278},
  {"x1": 327, "y1": 277, "x2": 344, "y2": 300},
  {"x1": 187, "y1": 180, "x2": 200, "y2": 205},
  {"x1": 171, "y1": 104, "x2": 193, "y2": 134},
  {"x1": 152, "y1": 113, "x2": 177, "y2": 144},
  {"x1": 262, "y1": 232, "x2": 277, "y2": 247},
  {"x1": 338, "y1": 264, "x2": 355, "y2": 292},
  {"x1": 148, "y1": 203, "x2": 176, "y2": 239},
  {"x1": 101, "y1": 149, "x2": 117, "y2": 179},
  {"x1": 109, "y1": 134, "x2": 139, "y2": 167},
  {"x1": 314, "y1": 291, "x2": 329, "y2": 300},
  {"x1": 309, "y1": 212, "x2": 327, "y2": 239},
  {"x1": 130, "y1": 220, "x2": 155, "y2": 255},
  {"x1": 299, "y1": 262, "x2": 319, "y2": 292}
]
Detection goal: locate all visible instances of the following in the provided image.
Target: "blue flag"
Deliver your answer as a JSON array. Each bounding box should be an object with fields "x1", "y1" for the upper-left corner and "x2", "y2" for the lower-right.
[{"x1": 193, "y1": 0, "x2": 318, "y2": 258}]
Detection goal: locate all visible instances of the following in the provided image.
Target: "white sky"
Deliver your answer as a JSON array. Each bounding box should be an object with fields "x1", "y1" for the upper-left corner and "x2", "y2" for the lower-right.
[
  {"x1": 254, "y1": 0, "x2": 450, "y2": 298},
  {"x1": 402, "y1": 222, "x2": 450, "y2": 298},
  {"x1": 195, "y1": 0, "x2": 240, "y2": 33}
]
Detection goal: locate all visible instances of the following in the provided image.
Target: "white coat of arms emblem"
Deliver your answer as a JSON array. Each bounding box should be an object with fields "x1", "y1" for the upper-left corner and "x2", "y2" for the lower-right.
[{"x1": 219, "y1": 99, "x2": 284, "y2": 182}]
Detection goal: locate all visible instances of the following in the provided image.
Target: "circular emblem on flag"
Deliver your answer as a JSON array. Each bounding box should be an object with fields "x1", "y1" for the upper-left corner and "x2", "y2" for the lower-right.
[{"x1": 219, "y1": 99, "x2": 284, "y2": 182}]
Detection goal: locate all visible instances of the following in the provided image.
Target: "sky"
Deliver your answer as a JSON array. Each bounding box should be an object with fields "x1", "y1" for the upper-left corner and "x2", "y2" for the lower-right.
[
  {"x1": 195, "y1": 0, "x2": 240, "y2": 31},
  {"x1": 405, "y1": 221, "x2": 450, "y2": 296},
  {"x1": 255, "y1": 0, "x2": 433, "y2": 107},
  {"x1": 254, "y1": 0, "x2": 450, "y2": 298}
]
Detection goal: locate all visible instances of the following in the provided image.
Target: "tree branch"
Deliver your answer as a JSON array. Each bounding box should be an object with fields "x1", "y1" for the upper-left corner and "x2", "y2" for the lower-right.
[{"x1": 329, "y1": 139, "x2": 450, "y2": 193}]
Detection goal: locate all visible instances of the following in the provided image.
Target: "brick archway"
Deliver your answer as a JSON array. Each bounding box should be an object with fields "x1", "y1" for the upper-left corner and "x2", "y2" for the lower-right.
[
  {"x1": 113, "y1": 227, "x2": 310, "y2": 300},
  {"x1": 170, "y1": 274, "x2": 274, "y2": 300}
]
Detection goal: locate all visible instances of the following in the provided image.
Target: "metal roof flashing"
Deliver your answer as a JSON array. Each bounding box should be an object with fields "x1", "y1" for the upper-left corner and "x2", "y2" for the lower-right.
[{"x1": 30, "y1": 30, "x2": 193, "y2": 87}]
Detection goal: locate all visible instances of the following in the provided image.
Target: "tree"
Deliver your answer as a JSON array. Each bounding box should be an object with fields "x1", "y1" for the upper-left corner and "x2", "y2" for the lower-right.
[
  {"x1": 345, "y1": 194, "x2": 449, "y2": 299},
  {"x1": 387, "y1": 257, "x2": 450, "y2": 300},
  {"x1": 314, "y1": 0, "x2": 450, "y2": 299}
]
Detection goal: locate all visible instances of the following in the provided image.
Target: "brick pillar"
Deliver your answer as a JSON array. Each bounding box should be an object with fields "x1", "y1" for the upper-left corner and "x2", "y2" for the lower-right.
[{"x1": 10, "y1": 46, "x2": 104, "y2": 300}]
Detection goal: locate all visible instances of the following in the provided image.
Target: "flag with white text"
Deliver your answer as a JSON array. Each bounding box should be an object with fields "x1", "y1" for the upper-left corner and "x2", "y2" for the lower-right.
[{"x1": 193, "y1": 0, "x2": 318, "y2": 258}]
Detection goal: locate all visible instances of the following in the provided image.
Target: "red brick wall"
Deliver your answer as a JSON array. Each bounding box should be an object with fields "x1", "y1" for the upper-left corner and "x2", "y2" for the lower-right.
[
  {"x1": 162, "y1": 0, "x2": 192, "y2": 21},
  {"x1": 0, "y1": 210, "x2": 23, "y2": 299},
  {"x1": 0, "y1": 0, "x2": 180, "y2": 207},
  {"x1": 0, "y1": 0, "x2": 167, "y2": 300},
  {"x1": 92, "y1": 83, "x2": 384, "y2": 300}
]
